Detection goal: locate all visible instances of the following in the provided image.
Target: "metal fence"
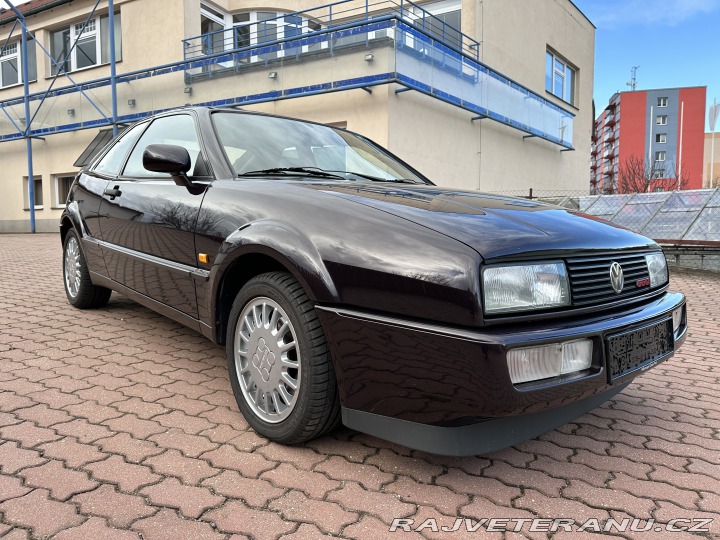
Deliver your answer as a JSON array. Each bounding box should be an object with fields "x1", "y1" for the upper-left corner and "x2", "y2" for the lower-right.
[{"x1": 488, "y1": 189, "x2": 720, "y2": 245}]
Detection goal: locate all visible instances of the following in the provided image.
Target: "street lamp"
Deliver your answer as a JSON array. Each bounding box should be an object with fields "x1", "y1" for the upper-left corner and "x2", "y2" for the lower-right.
[{"x1": 710, "y1": 98, "x2": 719, "y2": 189}]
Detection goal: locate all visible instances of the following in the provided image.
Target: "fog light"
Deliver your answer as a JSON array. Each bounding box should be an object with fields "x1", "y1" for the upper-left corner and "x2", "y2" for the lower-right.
[
  {"x1": 672, "y1": 307, "x2": 683, "y2": 333},
  {"x1": 507, "y1": 339, "x2": 593, "y2": 384}
]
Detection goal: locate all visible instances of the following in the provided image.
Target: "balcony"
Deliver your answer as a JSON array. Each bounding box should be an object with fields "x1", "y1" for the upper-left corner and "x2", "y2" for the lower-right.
[
  {"x1": 180, "y1": 0, "x2": 575, "y2": 149},
  {"x1": 0, "y1": 0, "x2": 573, "y2": 148},
  {"x1": 603, "y1": 129, "x2": 616, "y2": 142}
]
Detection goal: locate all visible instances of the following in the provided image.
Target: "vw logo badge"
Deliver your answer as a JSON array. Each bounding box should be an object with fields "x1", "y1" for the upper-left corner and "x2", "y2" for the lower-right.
[{"x1": 609, "y1": 261, "x2": 624, "y2": 293}]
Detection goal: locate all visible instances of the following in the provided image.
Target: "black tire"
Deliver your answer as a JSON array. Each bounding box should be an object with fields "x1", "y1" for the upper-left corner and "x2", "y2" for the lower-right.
[
  {"x1": 62, "y1": 229, "x2": 112, "y2": 309},
  {"x1": 226, "y1": 271, "x2": 340, "y2": 444}
]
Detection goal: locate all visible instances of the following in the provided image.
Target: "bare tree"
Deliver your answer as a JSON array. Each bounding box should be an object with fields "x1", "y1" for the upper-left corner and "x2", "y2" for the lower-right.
[{"x1": 617, "y1": 154, "x2": 690, "y2": 194}]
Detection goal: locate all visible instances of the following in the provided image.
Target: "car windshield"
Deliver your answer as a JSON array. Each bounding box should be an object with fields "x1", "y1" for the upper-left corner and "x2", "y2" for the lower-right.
[{"x1": 212, "y1": 111, "x2": 427, "y2": 184}]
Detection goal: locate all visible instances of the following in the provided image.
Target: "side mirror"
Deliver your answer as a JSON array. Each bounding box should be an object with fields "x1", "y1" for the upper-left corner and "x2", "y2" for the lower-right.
[{"x1": 143, "y1": 144, "x2": 192, "y2": 187}]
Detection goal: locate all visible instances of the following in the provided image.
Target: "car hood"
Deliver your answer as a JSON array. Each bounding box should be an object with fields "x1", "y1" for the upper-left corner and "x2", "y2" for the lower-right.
[{"x1": 310, "y1": 182, "x2": 657, "y2": 260}]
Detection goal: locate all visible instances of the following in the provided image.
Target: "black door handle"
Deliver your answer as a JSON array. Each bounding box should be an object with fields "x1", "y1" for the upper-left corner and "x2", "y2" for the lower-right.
[{"x1": 104, "y1": 186, "x2": 122, "y2": 199}]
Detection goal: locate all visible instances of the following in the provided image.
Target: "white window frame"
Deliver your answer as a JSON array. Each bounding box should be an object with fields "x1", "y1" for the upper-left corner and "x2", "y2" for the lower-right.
[
  {"x1": 655, "y1": 151, "x2": 666, "y2": 162},
  {"x1": 53, "y1": 174, "x2": 75, "y2": 208},
  {"x1": 50, "y1": 17, "x2": 108, "y2": 74},
  {"x1": 200, "y1": 3, "x2": 328, "y2": 65},
  {"x1": 0, "y1": 42, "x2": 21, "y2": 88},
  {"x1": 403, "y1": 1, "x2": 462, "y2": 60},
  {"x1": 656, "y1": 115, "x2": 668, "y2": 125},
  {"x1": 546, "y1": 50, "x2": 576, "y2": 105},
  {"x1": 73, "y1": 18, "x2": 101, "y2": 71},
  {"x1": 656, "y1": 133, "x2": 667, "y2": 144},
  {"x1": 657, "y1": 97, "x2": 668, "y2": 107}
]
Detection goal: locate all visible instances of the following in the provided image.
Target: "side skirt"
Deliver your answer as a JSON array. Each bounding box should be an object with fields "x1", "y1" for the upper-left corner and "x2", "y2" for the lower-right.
[{"x1": 89, "y1": 271, "x2": 216, "y2": 342}]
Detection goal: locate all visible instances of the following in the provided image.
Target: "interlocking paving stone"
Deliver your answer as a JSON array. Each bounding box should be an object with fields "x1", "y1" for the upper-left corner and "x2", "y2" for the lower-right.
[
  {"x1": 71, "y1": 484, "x2": 157, "y2": 527},
  {"x1": 1, "y1": 234, "x2": 719, "y2": 538}
]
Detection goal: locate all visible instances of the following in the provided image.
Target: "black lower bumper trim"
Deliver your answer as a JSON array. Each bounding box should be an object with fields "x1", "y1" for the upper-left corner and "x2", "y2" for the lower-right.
[{"x1": 341, "y1": 382, "x2": 629, "y2": 456}]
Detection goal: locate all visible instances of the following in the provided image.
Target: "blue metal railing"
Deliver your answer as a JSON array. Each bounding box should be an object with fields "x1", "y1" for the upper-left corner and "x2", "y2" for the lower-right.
[
  {"x1": 0, "y1": 4, "x2": 573, "y2": 148},
  {"x1": 183, "y1": 0, "x2": 480, "y2": 62}
]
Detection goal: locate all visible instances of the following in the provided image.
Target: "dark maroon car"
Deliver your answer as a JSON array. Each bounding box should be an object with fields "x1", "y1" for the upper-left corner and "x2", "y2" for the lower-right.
[{"x1": 60, "y1": 107, "x2": 686, "y2": 455}]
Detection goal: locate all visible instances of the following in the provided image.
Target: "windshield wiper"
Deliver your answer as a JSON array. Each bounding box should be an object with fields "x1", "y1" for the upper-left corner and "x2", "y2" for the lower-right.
[
  {"x1": 322, "y1": 170, "x2": 420, "y2": 184},
  {"x1": 237, "y1": 167, "x2": 346, "y2": 180}
]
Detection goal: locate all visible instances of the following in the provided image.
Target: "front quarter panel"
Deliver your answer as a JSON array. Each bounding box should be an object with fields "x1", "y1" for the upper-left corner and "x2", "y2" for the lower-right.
[{"x1": 197, "y1": 180, "x2": 483, "y2": 334}]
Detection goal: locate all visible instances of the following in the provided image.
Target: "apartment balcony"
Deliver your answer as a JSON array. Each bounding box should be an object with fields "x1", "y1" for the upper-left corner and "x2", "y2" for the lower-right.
[
  {"x1": 180, "y1": 0, "x2": 575, "y2": 149},
  {"x1": 0, "y1": 0, "x2": 573, "y2": 148},
  {"x1": 605, "y1": 113, "x2": 617, "y2": 126}
]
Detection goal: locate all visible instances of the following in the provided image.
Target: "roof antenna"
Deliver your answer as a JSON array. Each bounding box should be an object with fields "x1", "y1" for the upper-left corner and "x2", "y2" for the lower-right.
[{"x1": 626, "y1": 66, "x2": 639, "y2": 91}]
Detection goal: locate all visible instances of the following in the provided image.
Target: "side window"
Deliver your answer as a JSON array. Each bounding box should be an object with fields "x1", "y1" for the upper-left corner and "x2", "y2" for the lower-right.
[
  {"x1": 93, "y1": 122, "x2": 147, "y2": 175},
  {"x1": 122, "y1": 114, "x2": 204, "y2": 178}
]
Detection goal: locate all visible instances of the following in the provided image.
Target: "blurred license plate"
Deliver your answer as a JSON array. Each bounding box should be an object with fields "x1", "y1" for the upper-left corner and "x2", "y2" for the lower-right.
[{"x1": 607, "y1": 319, "x2": 673, "y2": 382}]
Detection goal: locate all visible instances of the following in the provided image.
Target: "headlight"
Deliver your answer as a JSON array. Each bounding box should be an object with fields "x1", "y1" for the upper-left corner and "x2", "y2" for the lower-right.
[
  {"x1": 645, "y1": 252, "x2": 668, "y2": 287},
  {"x1": 483, "y1": 262, "x2": 570, "y2": 314}
]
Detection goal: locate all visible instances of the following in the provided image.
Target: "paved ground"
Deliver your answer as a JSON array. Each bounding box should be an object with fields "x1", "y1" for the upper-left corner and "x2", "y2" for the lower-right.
[{"x1": 0, "y1": 233, "x2": 719, "y2": 540}]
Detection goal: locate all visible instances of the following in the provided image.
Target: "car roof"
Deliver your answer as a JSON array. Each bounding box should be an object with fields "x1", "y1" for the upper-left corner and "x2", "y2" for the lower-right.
[{"x1": 148, "y1": 106, "x2": 347, "y2": 132}]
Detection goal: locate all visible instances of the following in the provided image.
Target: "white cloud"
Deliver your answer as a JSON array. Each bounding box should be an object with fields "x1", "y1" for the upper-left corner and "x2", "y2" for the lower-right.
[{"x1": 581, "y1": 0, "x2": 720, "y2": 28}]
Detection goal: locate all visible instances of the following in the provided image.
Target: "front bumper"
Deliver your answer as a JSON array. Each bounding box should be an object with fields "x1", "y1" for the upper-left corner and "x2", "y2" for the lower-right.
[{"x1": 316, "y1": 291, "x2": 686, "y2": 455}]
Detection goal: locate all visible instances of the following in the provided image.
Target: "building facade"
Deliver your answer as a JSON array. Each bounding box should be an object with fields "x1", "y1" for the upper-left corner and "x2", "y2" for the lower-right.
[
  {"x1": 591, "y1": 87, "x2": 706, "y2": 194},
  {"x1": 0, "y1": 0, "x2": 595, "y2": 233}
]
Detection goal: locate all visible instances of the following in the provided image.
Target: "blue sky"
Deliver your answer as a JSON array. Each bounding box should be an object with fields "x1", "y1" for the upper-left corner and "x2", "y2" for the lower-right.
[{"x1": 573, "y1": 0, "x2": 720, "y2": 130}]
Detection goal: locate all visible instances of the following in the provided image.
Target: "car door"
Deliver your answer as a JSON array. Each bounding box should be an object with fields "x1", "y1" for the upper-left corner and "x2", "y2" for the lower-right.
[
  {"x1": 73, "y1": 121, "x2": 149, "y2": 277},
  {"x1": 98, "y1": 113, "x2": 213, "y2": 318}
]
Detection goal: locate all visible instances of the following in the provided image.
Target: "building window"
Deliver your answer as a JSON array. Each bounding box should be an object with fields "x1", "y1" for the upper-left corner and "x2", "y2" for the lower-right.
[
  {"x1": 199, "y1": 4, "x2": 326, "y2": 62},
  {"x1": 545, "y1": 51, "x2": 575, "y2": 105},
  {"x1": 414, "y1": 0, "x2": 462, "y2": 51},
  {"x1": 0, "y1": 39, "x2": 37, "y2": 88},
  {"x1": 50, "y1": 12, "x2": 122, "y2": 75},
  {"x1": 656, "y1": 133, "x2": 667, "y2": 144},
  {"x1": 23, "y1": 176, "x2": 43, "y2": 210},
  {"x1": 656, "y1": 115, "x2": 668, "y2": 125},
  {"x1": 655, "y1": 151, "x2": 666, "y2": 162},
  {"x1": 53, "y1": 175, "x2": 75, "y2": 207},
  {"x1": 657, "y1": 97, "x2": 668, "y2": 107}
]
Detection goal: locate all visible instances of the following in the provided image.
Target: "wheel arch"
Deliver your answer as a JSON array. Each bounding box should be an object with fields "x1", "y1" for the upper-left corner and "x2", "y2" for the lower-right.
[
  {"x1": 209, "y1": 222, "x2": 339, "y2": 345},
  {"x1": 59, "y1": 202, "x2": 87, "y2": 245},
  {"x1": 60, "y1": 216, "x2": 73, "y2": 245}
]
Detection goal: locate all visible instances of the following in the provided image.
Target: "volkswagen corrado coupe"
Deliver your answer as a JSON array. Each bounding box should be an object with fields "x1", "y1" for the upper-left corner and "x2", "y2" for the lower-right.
[{"x1": 60, "y1": 107, "x2": 687, "y2": 455}]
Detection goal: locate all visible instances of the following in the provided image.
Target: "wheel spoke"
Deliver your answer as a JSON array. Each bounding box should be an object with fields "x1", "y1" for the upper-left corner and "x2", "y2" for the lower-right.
[
  {"x1": 278, "y1": 340, "x2": 296, "y2": 353},
  {"x1": 261, "y1": 303, "x2": 270, "y2": 328},
  {"x1": 274, "y1": 320, "x2": 289, "y2": 338},
  {"x1": 280, "y1": 356, "x2": 299, "y2": 368},
  {"x1": 269, "y1": 308, "x2": 280, "y2": 330},
  {"x1": 278, "y1": 384, "x2": 294, "y2": 405},
  {"x1": 243, "y1": 314, "x2": 254, "y2": 333},
  {"x1": 270, "y1": 391, "x2": 281, "y2": 413},
  {"x1": 280, "y1": 371, "x2": 298, "y2": 390}
]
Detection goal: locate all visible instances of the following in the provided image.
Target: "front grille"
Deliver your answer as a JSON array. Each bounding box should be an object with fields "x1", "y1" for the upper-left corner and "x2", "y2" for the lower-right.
[{"x1": 566, "y1": 252, "x2": 652, "y2": 307}]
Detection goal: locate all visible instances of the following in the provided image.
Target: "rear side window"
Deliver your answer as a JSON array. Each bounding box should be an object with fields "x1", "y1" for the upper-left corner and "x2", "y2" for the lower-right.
[
  {"x1": 122, "y1": 114, "x2": 203, "y2": 178},
  {"x1": 93, "y1": 123, "x2": 147, "y2": 176}
]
